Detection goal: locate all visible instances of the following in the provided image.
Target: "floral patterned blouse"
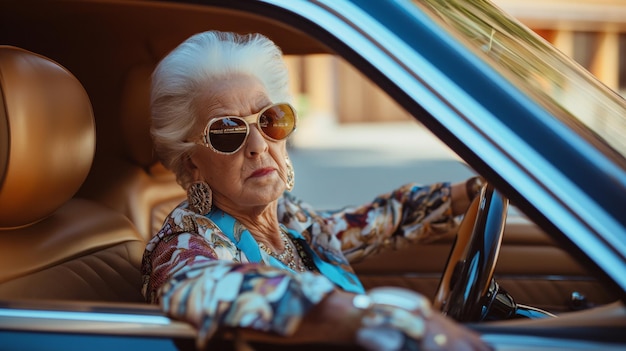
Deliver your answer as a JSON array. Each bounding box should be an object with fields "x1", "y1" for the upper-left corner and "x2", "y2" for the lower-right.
[{"x1": 141, "y1": 182, "x2": 458, "y2": 346}]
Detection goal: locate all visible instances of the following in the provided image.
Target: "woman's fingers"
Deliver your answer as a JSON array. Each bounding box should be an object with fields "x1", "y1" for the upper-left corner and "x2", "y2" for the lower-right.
[{"x1": 422, "y1": 313, "x2": 493, "y2": 351}]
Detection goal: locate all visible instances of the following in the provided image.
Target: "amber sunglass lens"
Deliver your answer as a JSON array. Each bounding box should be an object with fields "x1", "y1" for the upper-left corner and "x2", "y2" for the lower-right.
[
  {"x1": 259, "y1": 104, "x2": 296, "y2": 140},
  {"x1": 209, "y1": 117, "x2": 248, "y2": 153}
]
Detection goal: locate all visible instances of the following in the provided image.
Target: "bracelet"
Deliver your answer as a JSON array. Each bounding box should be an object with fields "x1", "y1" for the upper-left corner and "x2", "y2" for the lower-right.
[
  {"x1": 352, "y1": 287, "x2": 432, "y2": 317},
  {"x1": 366, "y1": 287, "x2": 432, "y2": 316},
  {"x1": 465, "y1": 176, "x2": 484, "y2": 200},
  {"x1": 352, "y1": 287, "x2": 433, "y2": 349},
  {"x1": 352, "y1": 294, "x2": 373, "y2": 310}
]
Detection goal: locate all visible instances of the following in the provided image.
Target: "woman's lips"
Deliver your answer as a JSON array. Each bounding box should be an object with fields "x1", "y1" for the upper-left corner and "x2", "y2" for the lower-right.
[{"x1": 250, "y1": 167, "x2": 275, "y2": 178}]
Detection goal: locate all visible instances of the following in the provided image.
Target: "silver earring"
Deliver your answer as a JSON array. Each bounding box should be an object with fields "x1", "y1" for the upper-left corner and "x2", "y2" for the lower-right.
[
  {"x1": 285, "y1": 156, "x2": 295, "y2": 191},
  {"x1": 187, "y1": 181, "x2": 212, "y2": 215}
]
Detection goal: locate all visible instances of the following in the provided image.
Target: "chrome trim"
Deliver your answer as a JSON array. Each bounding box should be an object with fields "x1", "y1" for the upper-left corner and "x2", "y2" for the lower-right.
[
  {"x1": 0, "y1": 308, "x2": 171, "y2": 324},
  {"x1": 0, "y1": 307, "x2": 195, "y2": 337}
]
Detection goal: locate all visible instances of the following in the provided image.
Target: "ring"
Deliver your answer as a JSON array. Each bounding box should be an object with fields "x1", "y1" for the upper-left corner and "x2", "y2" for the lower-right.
[{"x1": 433, "y1": 333, "x2": 447, "y2": 347}]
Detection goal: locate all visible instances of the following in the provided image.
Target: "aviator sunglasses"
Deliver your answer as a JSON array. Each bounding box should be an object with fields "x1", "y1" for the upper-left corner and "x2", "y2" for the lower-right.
[{"x1": 195, "y1": 102, "x2": 297, "y2": 154}]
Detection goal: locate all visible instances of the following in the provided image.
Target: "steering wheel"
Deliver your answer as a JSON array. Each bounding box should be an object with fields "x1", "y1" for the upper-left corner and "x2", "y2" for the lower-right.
[{"x1": 433, "y1": 183, "x2": 509, "y2": 322}]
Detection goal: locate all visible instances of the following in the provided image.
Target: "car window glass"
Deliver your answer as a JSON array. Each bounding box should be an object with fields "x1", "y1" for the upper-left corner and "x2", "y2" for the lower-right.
[{"x1": 416, "y1": 0, "x2": 626, "y2": 158}]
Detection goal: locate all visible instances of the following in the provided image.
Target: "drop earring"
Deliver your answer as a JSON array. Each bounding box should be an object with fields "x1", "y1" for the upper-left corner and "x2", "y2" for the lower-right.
[
  {"x1": 187, "y1": 181, "x2": 212, "y2": 215},
  {"x1": 285, "y1": 156, "x2": 295, "y2": 191}
]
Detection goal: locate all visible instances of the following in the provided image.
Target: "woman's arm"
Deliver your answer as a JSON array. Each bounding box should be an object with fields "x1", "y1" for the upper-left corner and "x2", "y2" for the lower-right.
[
  {"x1": 141, "y1": 207, "x2": 337, "y2": 348},
  {"x1": 151, "y1": 236, "x2": 489, "y2": 350},
  {"x1": 313, "y1": 182, "x2": 459, "y2": 263},
  {"x1": 234, "y1": 289, "x2": 490, "y2": 350},
  {"x1": 451, "y1": 176, "x2": 484, "y2": 216},
  {"x1": 292, "y1": 178, "x2": 481, "y2": 264}
]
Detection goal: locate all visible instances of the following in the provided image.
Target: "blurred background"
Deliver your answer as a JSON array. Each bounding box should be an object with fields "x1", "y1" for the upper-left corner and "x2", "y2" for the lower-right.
[
  {"x1": 282, "y1": 0, "x2": 626, "y2": 209},
  {"x1": 286, "y1": 0, "x2": 626, "y2": 125}
]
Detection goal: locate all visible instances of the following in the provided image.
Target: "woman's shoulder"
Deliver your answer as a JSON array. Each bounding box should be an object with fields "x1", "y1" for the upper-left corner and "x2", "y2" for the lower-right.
[
  {"x1": 147, "y1": 201, "x2": 216, "y2": 244},
  {"x1": 164, "y1": 200, "x2": 202, "y2": 231}
]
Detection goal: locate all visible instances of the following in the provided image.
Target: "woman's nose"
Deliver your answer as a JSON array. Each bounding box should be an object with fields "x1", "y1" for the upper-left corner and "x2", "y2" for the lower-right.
[{"x1": 244, "y1": 124, "x2": 269, "y2": 156}]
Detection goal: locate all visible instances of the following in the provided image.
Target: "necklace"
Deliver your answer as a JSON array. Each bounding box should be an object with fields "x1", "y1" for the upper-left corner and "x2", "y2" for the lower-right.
[{"x1": 258, "y1": 226, "x2": 308, "y2": 272}]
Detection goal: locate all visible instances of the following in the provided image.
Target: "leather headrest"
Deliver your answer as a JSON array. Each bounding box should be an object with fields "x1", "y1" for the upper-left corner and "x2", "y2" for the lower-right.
[
  {"x1": 0, "y1": 46, "x2": 95, "y2": 228},
  {"x1": 120, "y1": 65, "x2": 157, "y2": 168}
]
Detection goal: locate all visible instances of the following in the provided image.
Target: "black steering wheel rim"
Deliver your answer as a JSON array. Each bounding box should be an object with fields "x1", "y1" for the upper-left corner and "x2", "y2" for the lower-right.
[{"x1": 434, "y1": 183, "x2": 509, "y2": 322}]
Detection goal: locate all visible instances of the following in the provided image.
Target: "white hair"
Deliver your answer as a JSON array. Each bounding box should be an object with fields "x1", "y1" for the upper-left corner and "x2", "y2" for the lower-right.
[{"x1": 150, "y1": 31, "x2": 291, "y2": 188}]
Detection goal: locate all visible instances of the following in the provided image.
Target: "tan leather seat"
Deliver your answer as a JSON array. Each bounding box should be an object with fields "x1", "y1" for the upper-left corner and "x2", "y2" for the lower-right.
[
  {"x1": 78, "y1": 64, "x2": 185, "y2": 242},
  {"x1": 0, "y1": 46, "x2": 145, "y2": 302}
]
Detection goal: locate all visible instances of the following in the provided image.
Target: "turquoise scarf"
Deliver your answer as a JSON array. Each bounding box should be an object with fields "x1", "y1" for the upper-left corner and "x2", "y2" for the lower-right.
[{"x1": 207, "y1": 208, "x2": 365, "y2": 294}]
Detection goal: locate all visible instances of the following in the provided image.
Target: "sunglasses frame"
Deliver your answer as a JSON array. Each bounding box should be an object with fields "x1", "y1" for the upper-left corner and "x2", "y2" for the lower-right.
[{"x1": 195, "y1": 102, "x2": 297, "y2": 155}]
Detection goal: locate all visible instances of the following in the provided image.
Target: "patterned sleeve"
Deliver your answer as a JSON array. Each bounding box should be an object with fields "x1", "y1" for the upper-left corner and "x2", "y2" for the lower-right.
[
  {"x1": 141, "y1": 203, "x2": 336, "y2": 349},
  {"x1": 290, "y1": 182, "x2": 458, "y2": 263}
]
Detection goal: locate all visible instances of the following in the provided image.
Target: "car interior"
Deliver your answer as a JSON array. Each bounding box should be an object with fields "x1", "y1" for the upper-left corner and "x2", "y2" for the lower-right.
[
  {"x1": 0, "y1": 46, "x2": 144, "y2": 302},
  {"x1": 0, "y1": 0, "x2": 621, "y2": 341}
]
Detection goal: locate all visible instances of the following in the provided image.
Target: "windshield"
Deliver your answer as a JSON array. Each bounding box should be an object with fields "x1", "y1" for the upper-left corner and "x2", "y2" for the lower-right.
[{"x1": 416, "y1": 0, "x2": 626, "y2": 159}]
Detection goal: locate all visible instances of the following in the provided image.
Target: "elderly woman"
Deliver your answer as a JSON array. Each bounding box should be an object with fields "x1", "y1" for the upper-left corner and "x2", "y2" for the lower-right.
[{"x1": 142, "y1": 31, "x2": 490, "y2": 351}]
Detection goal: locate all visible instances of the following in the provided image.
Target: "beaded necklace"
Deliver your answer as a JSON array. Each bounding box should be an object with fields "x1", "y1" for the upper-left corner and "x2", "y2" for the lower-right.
[{"x1": 257, "y1": 226, "x2": 315, "y2": 272}]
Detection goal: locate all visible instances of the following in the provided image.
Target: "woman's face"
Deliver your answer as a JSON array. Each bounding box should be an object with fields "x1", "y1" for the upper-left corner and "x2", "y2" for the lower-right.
[{"x1": 188, "y1": 74, "x2": 289, "y2": 215}]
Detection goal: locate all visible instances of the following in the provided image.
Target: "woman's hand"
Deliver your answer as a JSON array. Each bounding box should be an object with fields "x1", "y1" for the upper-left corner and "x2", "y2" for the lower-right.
[
  {"x1": 240, "y1": 288, "x2": 491, "y2": 351},
  {"x1": 356, "y1": 314, "x2": 490, "y2": 350},
  {"x1": 451, "y1": 176, "x2": 485, "y2": 216},
  {"x1": 353, "y1": 287, "x2": 491, "y2": 351},
  {"x1": 421, "y1": 312, "x2": 491, "y2": 351}
]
